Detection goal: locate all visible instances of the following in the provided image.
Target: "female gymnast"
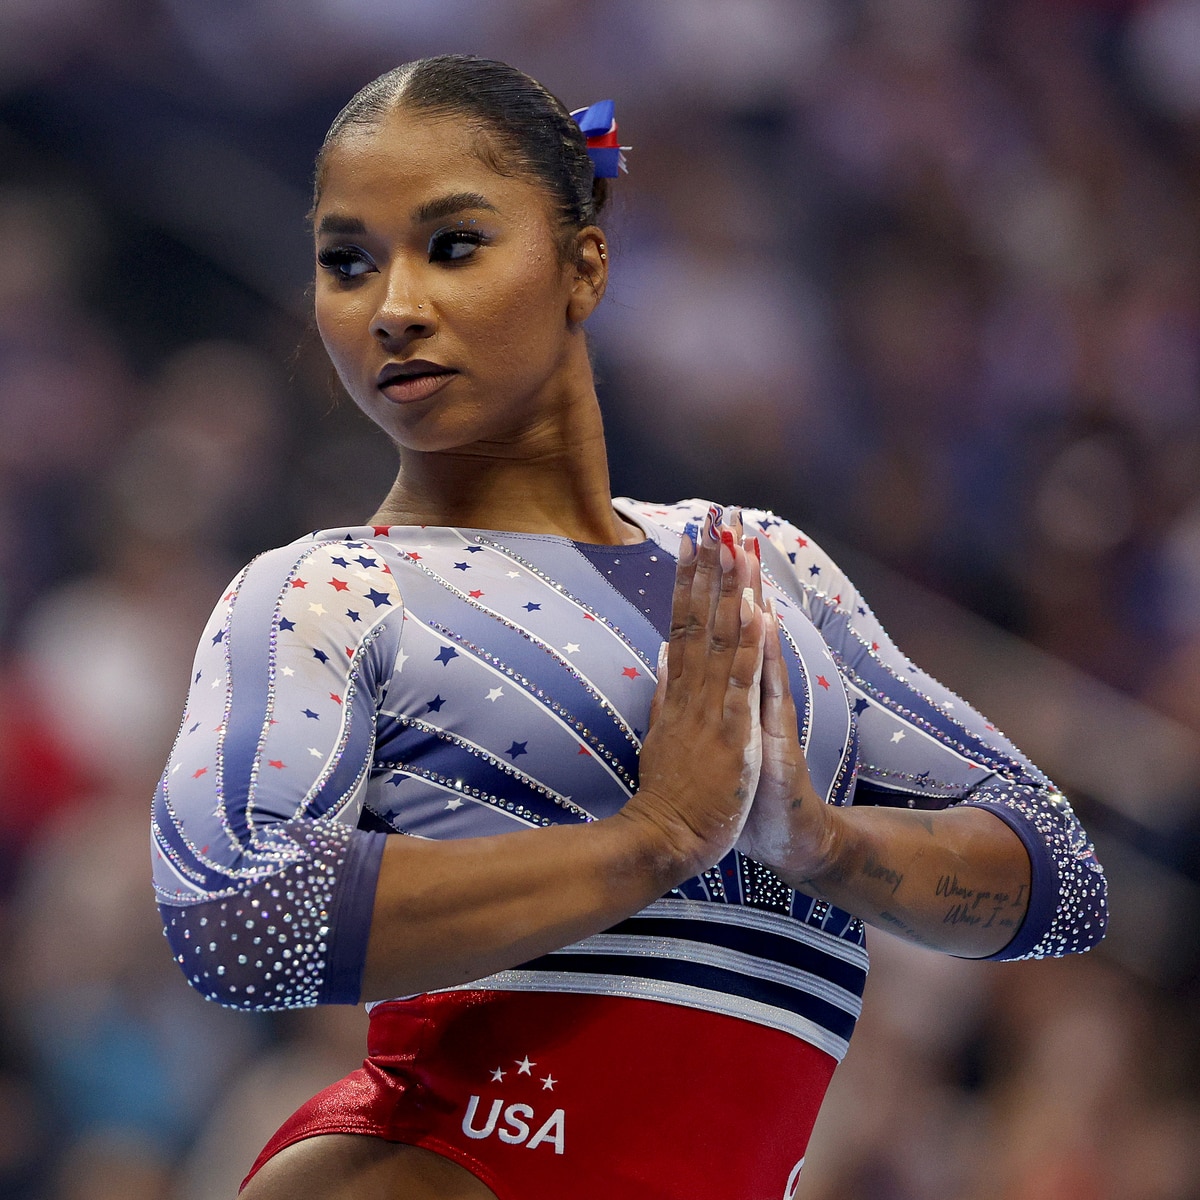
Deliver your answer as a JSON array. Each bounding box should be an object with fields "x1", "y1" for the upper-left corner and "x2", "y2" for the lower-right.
[{"x1": 151, "y1": 54, "x2": 1108, "y2": 1200}]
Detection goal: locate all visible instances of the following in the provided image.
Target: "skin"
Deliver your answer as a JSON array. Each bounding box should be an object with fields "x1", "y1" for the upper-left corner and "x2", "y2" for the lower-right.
[{"x1": 244, "y1": 103, "x2": 1031, "y2": 1198}]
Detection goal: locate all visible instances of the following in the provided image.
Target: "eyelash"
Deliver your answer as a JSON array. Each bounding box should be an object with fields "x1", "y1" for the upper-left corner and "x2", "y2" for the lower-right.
[
  {"x1": 428, "y1": 225, "x2": 489, "y2": 262},
  {"x1": 317, "y1": 226, "x2": 491, "y2": 282}
]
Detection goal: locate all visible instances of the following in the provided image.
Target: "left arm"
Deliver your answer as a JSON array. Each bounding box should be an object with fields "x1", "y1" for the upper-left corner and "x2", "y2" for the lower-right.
[{"x1": 735, "y1": 514, "x2": 1106, "y2": 960}]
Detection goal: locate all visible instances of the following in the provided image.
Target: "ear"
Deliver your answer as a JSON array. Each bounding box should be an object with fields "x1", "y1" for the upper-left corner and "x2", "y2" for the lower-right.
[{"x1": 566, "y1": 226, "x2": 608, "y2": 325}]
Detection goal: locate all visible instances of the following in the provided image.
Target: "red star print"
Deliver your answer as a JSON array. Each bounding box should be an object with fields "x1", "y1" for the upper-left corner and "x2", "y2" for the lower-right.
[
  {"x1": 291, "y1": 578, "x2": 308, "y2": 589},
  {"x1": 345, "y1": 646, "x2": 354, "y2": 657},
  {"x1": 372, "y1": 525, "x2": 391, "y2": 536},
  {"x1": 224, "y1": 591, "x2": 236, "y2": 602},
  {"x1": 330, "y1": 693, "x2": 343, "y2": 704},
  {"x1": 192, "y1": 767, "x2": 207, "y2": 779},
  {"x1": 578, "y1": 745, "x2": 591, "y2": 756},
  {"x1": 833, "y1": 594, "x2": 842, "y2": 605},
  {"x1": 622, "y1": 667, "x2": 640, "y2": 679},
  {"x1": 817, "y1": 675, "x2": 830, "y2": 690},
  {"x1": 469, "y1": 589, "x2": 484, "y2": 598},
  {"x1": 407, "y1": 552, "x2": 422, "y2": 561},
  {"x1": 328, "y1": 578, "x2": 349, "y2": 592},
  {"x1": 268, "y1": 759, "x2": 285, "y2": 769},
  {"x1": 796, "y1": 536, "x2": 808, "y2": 547},
  {"x1": 871, "y1": 642, "x2": 879, "y2": 652},
  {"x1": 583, "y1": 613, "x2": 596, "y2": 622}
]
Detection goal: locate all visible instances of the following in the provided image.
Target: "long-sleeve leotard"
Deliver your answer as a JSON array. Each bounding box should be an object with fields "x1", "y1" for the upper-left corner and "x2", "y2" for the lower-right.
[{"x1": 153, "y1": 499, "x2": 1107, "y2": 1065}]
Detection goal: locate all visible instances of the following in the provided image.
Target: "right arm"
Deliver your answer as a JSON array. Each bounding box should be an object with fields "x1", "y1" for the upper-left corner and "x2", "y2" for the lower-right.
[{"x1": 156, "y1": 520, "x2": 764, "y2": 1009}]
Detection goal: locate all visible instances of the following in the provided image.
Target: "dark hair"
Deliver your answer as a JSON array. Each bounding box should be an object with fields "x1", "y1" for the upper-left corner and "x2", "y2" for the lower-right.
[{"x1": 314, "y1": 55, "x2": 609, "y2": 255}]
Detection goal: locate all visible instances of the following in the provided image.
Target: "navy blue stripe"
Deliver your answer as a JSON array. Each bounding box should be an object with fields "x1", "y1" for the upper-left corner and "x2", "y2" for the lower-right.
[
  {"x1": 518, "y1": 952, "x2": 859, "y2": 1042},
  {"x1": 381, "y1": 723, "x2": 591, "y2": 825},
  {"x1": 612, "y1": 915, "x2": 867, "y2": 996},
  {"x1": 815, "y1": 605, "x2": 1040, "y2": 783},
  {"x1": 396, "y1": 563, "x2": 641, "y2": 783}
]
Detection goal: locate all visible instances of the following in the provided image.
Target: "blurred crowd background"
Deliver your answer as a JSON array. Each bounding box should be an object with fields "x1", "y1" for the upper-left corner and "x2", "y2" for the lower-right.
[{"x1": 1, "y1": 0, "x2": 1198, "y2": 1196}]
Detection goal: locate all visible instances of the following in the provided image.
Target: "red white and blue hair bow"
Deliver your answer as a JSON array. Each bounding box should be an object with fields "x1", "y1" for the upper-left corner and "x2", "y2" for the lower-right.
[{"x1": 570, "y1": 99, "x2": 629, "y2": 178}]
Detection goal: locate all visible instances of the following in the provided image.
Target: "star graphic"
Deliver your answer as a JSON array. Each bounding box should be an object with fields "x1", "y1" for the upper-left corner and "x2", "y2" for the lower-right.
[
  {"x1": 355, "y1": 555, "x2": 378, "y2": 569},
  {"x1": 564, "y1": 643, "x2": 580, "y2": 654},
  {"x1": 346, "y1": 609, "x2": 361, "y2": 623},
  {"x1": 445, "y1": 797, "x2": 464, "y2": 810},
  {"x1": 372, "y1": 525, "x2": 391, "y2": 537},
  {"x1": 278, "y1": 617, "x2": 296, "y2": 632},
  {"x1": 268, "y1": 759, "x2": 285, "y2": 769},
  {"x1": 330, "y1": 556, "x2": 350, "y2": 568},
  {"x1": 365, "y1": 588, "x2": 392, "y2": 608},
  {"x1": 192, "y1": 767, "x2": 207, "y2": 779},
  {"x1": 486, "y1": 687, "x2": 504, "y2": 702},
  {"x1": 523, "y1": 602, "x2": 541, "y2": 611},
  {"x1": 426, "y1": 694, "x2": 445, "y2": 713},
  {"x1": 505, "y1": 571, "x2": 520, "y2": 578},
  {"x1": 808, "y1": 564, "x2": 821, "y2": 577},
  {"x1": 303, "y1": 708, "x2": 320, "y2": 720},
  {"x1": 308, "y1": 602, "x2": 327, "y2": 616},
  {"x1": 328, "y1": 578, "x2": 349, "y2": 592},
  {"x1": 313, "y1": 649, "x2": 329, "y2": 664},
  {"x1": 506, "y1": 741, "x2": 528, "y2": 760},
  {"x1": 468, "y1": 589, "x2": 484, "y2": 598},
  {"x1": 211, "y1": 629, "x2": 225, "y2": 645},
  {"x1": 852, "y1": 698, "x2": 869, "y2": 715},
  {"x1": 282, "y1": 666, "x2": 295, "y2": 677},
  {"x1": 308, "y1": 747, "x2": 322, "y2": 758},
  {"x1": 515, "y1": 1056, "x2": 535, "y2": 1075},
  {"x1": 291, "y1": 578, "x2": 308, "y2": 589},
  {"x1": 541, "y1": 1075, "x2": 556, "y2": 1091},
  {"x1": 435, "y1": 646, "x2": 459, "y2": 666},
  {"x1": 330, "y1": 692, "x2": 343, "y2": 704},
  {"x1": 816, "y1": 675, "x2": 830, "y2": 690},
  {"x1": 453, "y1": 562, "x2": 470, "y2": 572},
  {"x1": 466, "y1": 546, "x2": 484, "y2": 553},
  {"x1": 891, "y1": 731, "x2": 905, "y2": 743},
  {"x1": 622, "y1": 667, "x2": 640, "y2": 679},
  {"x1": 490, "y1": 1067, "x2": 506, "y2": 1082}
]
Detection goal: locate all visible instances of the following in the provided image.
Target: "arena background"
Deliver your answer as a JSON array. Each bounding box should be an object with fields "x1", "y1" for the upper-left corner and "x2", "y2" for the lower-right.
[{"x1": 1, "y1": 1, "x2": 1198, "y2": 1196}]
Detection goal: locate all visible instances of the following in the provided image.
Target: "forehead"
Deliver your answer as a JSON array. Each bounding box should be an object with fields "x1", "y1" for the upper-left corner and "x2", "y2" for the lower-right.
[{"x1": 316, "y1": 107, "x2": 549, "y2": 224}]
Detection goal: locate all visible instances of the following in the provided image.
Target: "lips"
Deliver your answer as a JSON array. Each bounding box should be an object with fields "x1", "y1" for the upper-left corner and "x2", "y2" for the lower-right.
[{"x1": 376, "y1": 359, "x2": 457, "y2": 404}]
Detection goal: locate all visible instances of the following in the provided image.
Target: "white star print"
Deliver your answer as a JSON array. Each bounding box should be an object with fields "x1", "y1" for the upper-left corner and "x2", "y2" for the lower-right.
[
  {"x1": 445, "y1": 797, "x2": 464, "y2": 810},
  {"x1": 564, "y1": 643, "x2": 580, "y2": 654},
  {"x1": 210, "y1": 678, "x2": 220, "y2": 688},
  {"x1": 516, "y1": 1056, "x2": 535, "y2": 1075},
  {"x1": 891, "y1": 731, "x2": 906, "y2": 743},
  {"x1": 396, "y1": 649, "x2": 409, "y2": 672},
  {"x1": 282, "y1": 666, "x2": 295, "y2": 676},
  {"x1": 490, "y1": 1067, "x2": 505, "y2": 1082},
  {"x1": 172, "y1": 763, "x2": 182, "y2": 774},
  {"x1": 308, "y1": 603, "x2": 326, "y2": 615},
  {"x1": 308, "y1": 747, "x2": 322, "y2": 757},
  {"x1": 505, "y1": 571, "x2": 520, "y2": 579},
  {"x1": 541, "y1": 1075, "x2": 556, "y2": 1091},
  {"x1": 486, "y1": 687, "x2": 504, "y2": 702}
]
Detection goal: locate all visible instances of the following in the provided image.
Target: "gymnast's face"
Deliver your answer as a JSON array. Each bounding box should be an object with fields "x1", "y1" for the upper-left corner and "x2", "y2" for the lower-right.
[{"x1": 313, "y1": 107, "x2": 604, "y2": 453}]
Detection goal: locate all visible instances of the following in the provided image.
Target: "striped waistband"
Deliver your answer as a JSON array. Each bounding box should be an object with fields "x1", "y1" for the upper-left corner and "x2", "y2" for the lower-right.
[{"x1": 432, "y1": 898, "x2": 869, "y2": 1062}]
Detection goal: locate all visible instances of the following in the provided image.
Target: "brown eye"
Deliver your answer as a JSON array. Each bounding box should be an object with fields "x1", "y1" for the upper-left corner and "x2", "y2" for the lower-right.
[
  {"x1": 428, "y1": 227, "x2": 488, "y2": 263},
  {"x1": 317, "y1": 246, "x2": 374, "y2": 280}
]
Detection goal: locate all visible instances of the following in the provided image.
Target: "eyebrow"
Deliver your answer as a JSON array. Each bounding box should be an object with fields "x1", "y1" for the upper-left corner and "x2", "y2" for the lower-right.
[
  {"x1": 315, "y1": 193, "x2": 499, "y2": 239},
  {"x1": 413, "y1": 192, "x2": 499, "y2": 224},
  {"x1": 315, "y1": 214, "x2": 367, "y2": 237}
]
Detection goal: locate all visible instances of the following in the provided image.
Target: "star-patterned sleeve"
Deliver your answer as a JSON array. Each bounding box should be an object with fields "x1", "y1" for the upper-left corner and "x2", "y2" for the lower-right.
[
  {"x1": 753, "y1": 513, "x2": 1107, "y2": 962},
  {"x1": 152, "y1": 538, "x2": 403, "y2": 1009}
]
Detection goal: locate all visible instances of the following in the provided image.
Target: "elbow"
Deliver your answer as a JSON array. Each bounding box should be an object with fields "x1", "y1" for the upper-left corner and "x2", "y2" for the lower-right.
[{"x1": 160, "y1": 901, "x2": 322, "y2": 1012}]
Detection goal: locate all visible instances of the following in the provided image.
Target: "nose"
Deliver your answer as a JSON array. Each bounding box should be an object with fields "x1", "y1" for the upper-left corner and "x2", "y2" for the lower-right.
[{"x1": 370, "y1": 265, "x2": 434, "y2": 345}]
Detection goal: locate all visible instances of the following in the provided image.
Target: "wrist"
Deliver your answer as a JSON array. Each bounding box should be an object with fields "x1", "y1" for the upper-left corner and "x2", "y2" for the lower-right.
[{"x1": 611, "y1": 791, "x2": 719, "y2": 889}]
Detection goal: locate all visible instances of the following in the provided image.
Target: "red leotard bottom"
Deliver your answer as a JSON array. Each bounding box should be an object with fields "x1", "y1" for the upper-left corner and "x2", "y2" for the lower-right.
[{"x1": 242, "y1": 990, "x2": 837, "y2": 1200}]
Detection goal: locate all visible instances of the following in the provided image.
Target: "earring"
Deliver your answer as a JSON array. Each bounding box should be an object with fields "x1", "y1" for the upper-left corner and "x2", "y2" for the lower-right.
[{"x1": 599, "y1": 244, "x2": 608, "y2": 261}]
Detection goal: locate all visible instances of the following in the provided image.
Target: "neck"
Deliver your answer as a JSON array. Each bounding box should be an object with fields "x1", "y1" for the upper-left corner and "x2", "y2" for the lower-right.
[{"x1": 370, "y1": 388, "x2": 641, "y2": 546}]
